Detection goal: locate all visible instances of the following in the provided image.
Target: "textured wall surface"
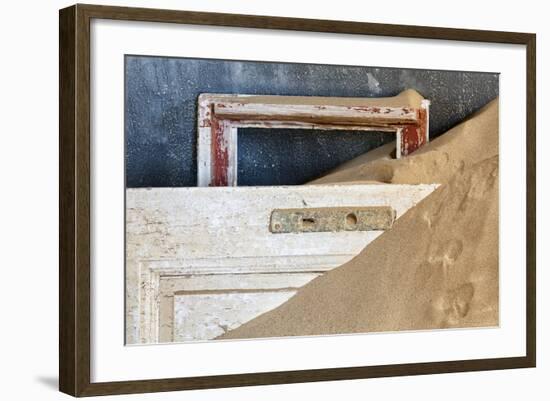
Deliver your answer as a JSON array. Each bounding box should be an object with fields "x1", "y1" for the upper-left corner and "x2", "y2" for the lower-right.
[{"x1": 125, "y1": 56, "x2": 498, "y2": 187}]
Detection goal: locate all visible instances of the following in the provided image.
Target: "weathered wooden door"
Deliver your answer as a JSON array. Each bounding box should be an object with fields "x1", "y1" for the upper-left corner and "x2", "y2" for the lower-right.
[{"x1": 126, "y1": 184, "x2": 437, "y2": 344}]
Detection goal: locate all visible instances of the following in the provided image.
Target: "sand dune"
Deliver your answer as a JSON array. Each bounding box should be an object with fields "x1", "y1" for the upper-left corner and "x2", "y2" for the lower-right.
[
  {"x1": 312, "y1": 98, "x2": 498, "y2": 185},
  {"x1": 220, "y1": 98, "x2": 499, "y2": 339}
]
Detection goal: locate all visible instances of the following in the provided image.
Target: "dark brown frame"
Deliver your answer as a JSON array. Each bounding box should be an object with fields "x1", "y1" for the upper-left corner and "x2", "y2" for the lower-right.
[{"x1": 59, "y1": 3, "x2": 536, "y2": 397}]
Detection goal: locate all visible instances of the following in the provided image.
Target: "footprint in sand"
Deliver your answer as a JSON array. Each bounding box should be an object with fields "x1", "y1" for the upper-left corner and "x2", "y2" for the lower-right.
[
  {"x1": 422, "y1": 183, "x2": 457, "y2": 228},
  {"x1": 458, "y1": 168, "x2": 498, "y2": 212},
  {"x1": 445, "y1": 282, "x2": 475, "y2": 324},
  {"x1": 443, "y1": 239, "x2": 463, "y2": 264},
  {"x1": 431, "y1": 282, "x2": 475, "y2": 327},
  {"x1": 416, "y1": 239, "x2": 464, "y2": 294},
  {"x1": 414, "y1": 260, "x2": 439, "y2": 287},
  {"x1": 423, "y1": 239, "x2": 469, "y2": 325},
  {"x1": 427, "y1": 239, "x2": 463, "y2": 272},
  {"x1": 422, "y1": 210, "x2": 434, "y2": 229},
  {"x1": 455, "y1": 159, "x2": 465, "y2": 174}
]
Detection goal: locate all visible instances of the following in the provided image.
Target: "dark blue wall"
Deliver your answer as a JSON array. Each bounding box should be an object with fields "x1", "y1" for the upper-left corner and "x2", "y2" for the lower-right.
[{"x1": 125, "y1": 56, "x2": 498, "y2": 187}]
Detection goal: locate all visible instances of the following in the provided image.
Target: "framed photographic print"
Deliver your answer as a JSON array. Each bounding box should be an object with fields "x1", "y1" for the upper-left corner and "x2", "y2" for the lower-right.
[{"x1": 59, "y1": 4, "x2": 536, "y2": 397}]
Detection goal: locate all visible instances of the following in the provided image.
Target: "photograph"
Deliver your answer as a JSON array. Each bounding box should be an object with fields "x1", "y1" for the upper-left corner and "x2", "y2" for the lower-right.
[
  {"x1": 0, "y1": 0, "x2": 542, "y2": 398},
  {"x1": 124, "y1": 56, "x2": 500, "y2": 345},
  {"x1": 52, "y1": 2, "x2": 537, "y2": 397}
]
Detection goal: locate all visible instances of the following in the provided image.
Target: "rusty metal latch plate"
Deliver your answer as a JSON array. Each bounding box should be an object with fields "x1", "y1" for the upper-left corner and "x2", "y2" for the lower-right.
[{"x1": 269, "y1": 206, "x2": 395, "y2": 234}]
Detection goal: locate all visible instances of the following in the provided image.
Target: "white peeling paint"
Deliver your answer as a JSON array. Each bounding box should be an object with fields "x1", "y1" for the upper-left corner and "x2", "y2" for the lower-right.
[{"x1": 126, "y1": 184, "x2": 438, "y2": 343}]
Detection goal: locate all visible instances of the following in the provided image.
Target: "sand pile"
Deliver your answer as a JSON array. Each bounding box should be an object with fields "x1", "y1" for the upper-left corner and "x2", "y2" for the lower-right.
[
  {"x1": 220, "y1": 98, "x2": 499, "y2": 339},
  {"x1": 312, "y1": 98, "x2": 498, "y2": 185}
]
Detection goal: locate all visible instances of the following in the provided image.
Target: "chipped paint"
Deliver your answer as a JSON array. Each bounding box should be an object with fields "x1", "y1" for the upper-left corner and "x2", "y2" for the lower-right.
[
  {"x1": 198, "y1": 94, "x2": 430, "y2": 186},
  {"x1": 126, "y1": 183, "x2": 439, "y2": 343},
  {"x1": 211, "y1": 118, "x2": 229, "y2": 186}
]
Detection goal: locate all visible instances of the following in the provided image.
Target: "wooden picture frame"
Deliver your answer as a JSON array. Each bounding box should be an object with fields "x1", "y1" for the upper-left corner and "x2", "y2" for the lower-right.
[
  {"x1": 59, "y1": 3, "x2": 536, "y2": 397},
  {"x1": 197, "y1": 93, "x2": 430, "y2": 186}
]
